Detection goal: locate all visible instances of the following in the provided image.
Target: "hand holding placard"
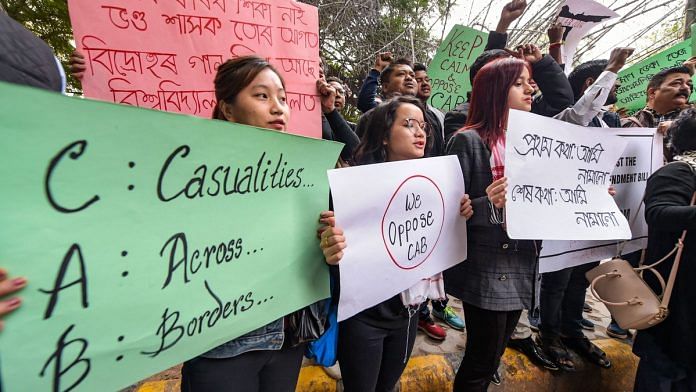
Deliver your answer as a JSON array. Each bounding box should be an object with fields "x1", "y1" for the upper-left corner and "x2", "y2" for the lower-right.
[{"x1": 0, "y1": 82, "x2": 341, "y2": 392}]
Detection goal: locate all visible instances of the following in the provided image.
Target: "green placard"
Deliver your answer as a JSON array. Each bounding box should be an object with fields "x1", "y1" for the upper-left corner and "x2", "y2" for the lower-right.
[
  {"x1": 428, "y1": 25, "x2": 489, "y2": 112},
  {"x1": 0, "y1": 82, "x2": 342, "y2": 391},
  {"x1": 616, "y1": 39, "x2": 696, "y2": 115}
]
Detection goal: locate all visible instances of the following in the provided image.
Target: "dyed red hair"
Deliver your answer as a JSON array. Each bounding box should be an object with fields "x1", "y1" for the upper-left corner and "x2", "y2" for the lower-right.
[{"x1": 462, "y1": 57, "x2": 532, "y2": 148}]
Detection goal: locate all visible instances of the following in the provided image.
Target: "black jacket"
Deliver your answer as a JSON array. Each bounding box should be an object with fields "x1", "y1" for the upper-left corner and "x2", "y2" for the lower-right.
[
  {"x1": 633, "y1": 161, "x2": 696, "y2": 369},
  {"x1": 444, "y1": 130, "x2": 539, "y2": 311},
  {"x1": 322, "y1": 110, "x2": 360, "y2": 161}
]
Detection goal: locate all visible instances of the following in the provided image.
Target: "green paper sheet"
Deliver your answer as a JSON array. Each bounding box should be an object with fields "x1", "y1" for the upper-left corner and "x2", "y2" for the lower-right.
[
  {"x1": 0, "y1": 82, "x2": 342, "y2": 391},
  {"x1": 616, "y1": 39, "x2": 696, "y2": 115},
  {"x1": 427, "y1": 25, "x2": 488, "y2": 112}
]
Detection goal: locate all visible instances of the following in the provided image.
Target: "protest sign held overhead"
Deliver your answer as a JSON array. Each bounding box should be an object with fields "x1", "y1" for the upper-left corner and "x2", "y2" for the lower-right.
[
  {"x1": 67, "y1": 0, "x2": 321, "y2": 137},
  {"x1": 556, "y1": 0, "x2": 618, "y2": 68},
  {"x1": 616, "y1": 39, "x2": 696, "y2": 115},
  {"x1": 505, "y1": 110, "x2": 631, "y2": 241},
  {"x1": 428, "y1": 25, "x2": 488, "y2": 112},
  {"x1": 0, "y1": 82, "x2": 342, "y2": 392},
  {"x1": 539, "y1": 128, "x2": 663, "y2": 273},
  {"x1": 327, "y1": 156, "x2": 467, "y2": 322}
]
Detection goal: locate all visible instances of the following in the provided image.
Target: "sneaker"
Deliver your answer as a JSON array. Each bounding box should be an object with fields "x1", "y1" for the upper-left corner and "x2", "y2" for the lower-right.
[
  {"x1": 606, "y1": 321, "x2": 629, "y2": 339},
  {"x1": 418, "y1": 319, "x2": 447, "y2": 340},
  {"x1": 583, "y1": 302, "x2": 592, "y2": 313},
  {"x1": 432, "y1": 306, "x2": 465, "y2": 330},
  {"x1": 581, "y1": 318, "x2": 595, "y2": 331}
]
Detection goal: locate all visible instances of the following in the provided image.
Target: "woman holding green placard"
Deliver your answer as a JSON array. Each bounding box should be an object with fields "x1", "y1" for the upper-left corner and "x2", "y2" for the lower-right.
[{"x1": 179, "y1": 55, "x2": 332, "y2": 392}]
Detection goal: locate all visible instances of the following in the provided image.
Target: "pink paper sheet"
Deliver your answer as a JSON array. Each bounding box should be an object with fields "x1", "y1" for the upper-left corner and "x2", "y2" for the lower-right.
[{"x1": 68, "y1": 0, "x2": 321, "y2": 137}]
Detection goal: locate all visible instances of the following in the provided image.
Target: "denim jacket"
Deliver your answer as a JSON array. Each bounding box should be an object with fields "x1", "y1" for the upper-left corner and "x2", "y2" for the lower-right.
[{"x1": 200, "y1": 318, "x2": 284, "y2": 359}]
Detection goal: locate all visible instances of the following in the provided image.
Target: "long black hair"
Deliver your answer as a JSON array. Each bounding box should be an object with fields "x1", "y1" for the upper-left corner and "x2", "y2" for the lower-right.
[
  {"x1": 353, "y1": 95, "x2": 430, "y2": 165},
  {"x1": 212, "y1": 55, "x2": 285, "y2": 120}
]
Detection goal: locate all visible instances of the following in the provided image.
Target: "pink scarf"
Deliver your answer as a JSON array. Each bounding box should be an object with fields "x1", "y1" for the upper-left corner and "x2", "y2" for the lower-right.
[{"x1": 490, "y1": 136, "x2": 506, "y2": 181}]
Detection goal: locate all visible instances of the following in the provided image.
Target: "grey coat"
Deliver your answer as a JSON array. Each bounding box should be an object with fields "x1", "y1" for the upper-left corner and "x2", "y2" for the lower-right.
[{"x1": 444, "y1": 130, "x2": 540, "y2": 311}]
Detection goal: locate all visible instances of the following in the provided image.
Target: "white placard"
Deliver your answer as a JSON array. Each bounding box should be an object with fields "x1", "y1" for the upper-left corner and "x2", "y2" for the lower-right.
[
  {"x1": 556, "y1": 0, "x2": 619, "y2": 68},
  {"x1": 539, "y1": 128, "x2": 663, "y2": 272},
  {"x1": 328, "y1": 156, "x2": 467, "y2": 322},
  {"x1": 505, "y1": 110, "x2": 631, "y2": 240}
]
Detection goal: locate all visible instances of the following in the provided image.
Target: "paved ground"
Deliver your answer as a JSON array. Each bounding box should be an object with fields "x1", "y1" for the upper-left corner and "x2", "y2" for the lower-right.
[
  {"x1": 413, "y1": 292, "x2": 621, "y2": 359},
  {"x1": 129, "y1": 289, "x2": 635, "y2": 391}
]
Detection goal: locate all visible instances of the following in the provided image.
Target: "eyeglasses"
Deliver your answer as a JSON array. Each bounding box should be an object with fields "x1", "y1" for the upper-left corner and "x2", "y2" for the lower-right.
[{"x1": 402, "y1": 118, "x2": 429, "y2": 135}]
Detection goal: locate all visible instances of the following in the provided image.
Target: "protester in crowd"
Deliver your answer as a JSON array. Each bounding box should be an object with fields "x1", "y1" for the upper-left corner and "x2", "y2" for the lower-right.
[
  {"x1": 326, "y1": 76, "x2": 356, "y2": 131},
  {"x1": 413, "y1": 62, "x2": 445, "y2": 132},
  {"x1": 444, "y1": 43, "x2": 564, "y2": 377},
  {"x1": 0, "y1": 10, "x2": 65, "y2": 336},
  {"x1": 443, "y1": 43, "x2": 572, "y2": 142},
  {"x1": 355, "y1": 57, "x2": 446, "y2": 155},
  {"x1": 443, "y1": 0, "x2": 573, "y2": 141},
  {"x1": 445, "y1": 57, "x2": 539, "y2": 391},
  {"x1": 622, "y1": 65, "x2": 694, "y2": 161},
  {"x1": 411, "y1": 62, "x2": 466, "y2": 338},
  {"x1": 318, "y1": 75, "x2": 360, "y2": 162},
  {"x1": 537, "y1": 48, "x2": 633, "y2": 371},
  {"x1": 356, "y1": 52, "x2": 396, "y2": 114},
  {"x1": 180, "y1": 56, "x2": 325, "y2": 392},
  {"x1": 633, "y1": 109, "x2": 696, "y2": 391},
  {"x1": 318, "y1": 96, "x2": 473, "y2": 392}
]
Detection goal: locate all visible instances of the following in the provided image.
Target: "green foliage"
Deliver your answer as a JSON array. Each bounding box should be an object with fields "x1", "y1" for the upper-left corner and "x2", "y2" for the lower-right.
[{"x1": 302, "y1": 0, "x2": 455, "y2": 114}]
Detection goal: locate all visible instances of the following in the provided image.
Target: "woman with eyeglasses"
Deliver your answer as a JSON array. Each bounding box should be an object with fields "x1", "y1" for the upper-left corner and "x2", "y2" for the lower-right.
[
  {"x1": 444, "y1": 57, "x2": 539, "y2": 392},
  {"x1": 318, "y1": 96, "x2": 473, "y2": 392}
]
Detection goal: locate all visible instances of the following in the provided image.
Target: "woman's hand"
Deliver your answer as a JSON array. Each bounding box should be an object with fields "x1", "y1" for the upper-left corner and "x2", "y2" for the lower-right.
[
  {"x1": 69, "y1": 50, "x2": 87, "y2": 81},
  {"x1": 608, "y1": 185, "x2": 617, "y2": 197},
  {"x1": 317, "y1": 210, "x2": 336, "y2": 238},
  {"x1": 486, "y1": 177, "x2": 508, "y2": 209},
  {"x1": 317, "y1": 79, "x2": 337, "y2": 114},
  {"x1": 320, "y1": 227, "x2": 346, "y2": 265},
  {"x1": 318, "y1": 211, "x2": 346, "y2": 265},
  {"x1": 0, "y1": 268, "x2": 27, "y2": 332},
  {"x1": 460, "y1": 194, "x2": 473, "y2": 220}
]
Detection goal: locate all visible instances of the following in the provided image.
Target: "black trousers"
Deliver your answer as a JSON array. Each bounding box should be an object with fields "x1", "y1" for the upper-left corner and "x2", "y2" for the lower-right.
[
  {"x1": 417, "y1": 297, "x2": 449, "y2": 319},
  {"x1": 180, "y1": 342, "x2": 305, "y2": 392},
  {"x1": 453, "y1": 303, "x2": 522, "y2": 392},
  {"x1": 634, "y1": 349, "x2": 696, "y2": 392},
  {"x1": 540, "y1": 262, "x2": 598, "y2": 339},
  {"x1": 337, "y1": 315, "x2": 418, "y2": 392}
]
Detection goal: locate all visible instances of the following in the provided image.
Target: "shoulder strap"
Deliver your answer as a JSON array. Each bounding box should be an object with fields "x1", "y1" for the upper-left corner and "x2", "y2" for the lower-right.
[{"x1": 660, "y1": 191, "x2": 696, "y2": 309}]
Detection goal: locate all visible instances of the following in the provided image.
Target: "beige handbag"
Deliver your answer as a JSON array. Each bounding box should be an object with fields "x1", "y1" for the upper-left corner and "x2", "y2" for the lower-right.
[{"x1": 586, "y1": 192, "x2": 695, "y2": 330}]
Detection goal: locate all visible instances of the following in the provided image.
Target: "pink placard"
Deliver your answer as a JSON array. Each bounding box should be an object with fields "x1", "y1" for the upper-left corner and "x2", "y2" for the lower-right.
[{"x1": 68, "y1": 0, "x2": 321, "y2": 138}]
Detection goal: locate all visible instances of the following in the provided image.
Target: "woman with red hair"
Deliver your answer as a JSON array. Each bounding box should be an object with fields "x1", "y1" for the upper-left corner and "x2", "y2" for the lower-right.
[{"x1": 444, "y1": 57, "x2": 537, "y2": 391}]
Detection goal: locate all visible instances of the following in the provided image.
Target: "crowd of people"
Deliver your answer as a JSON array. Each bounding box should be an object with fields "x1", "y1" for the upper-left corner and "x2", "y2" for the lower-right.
[{"x1": 1, "y1": 1, "x2": 696, "y2": 391}]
